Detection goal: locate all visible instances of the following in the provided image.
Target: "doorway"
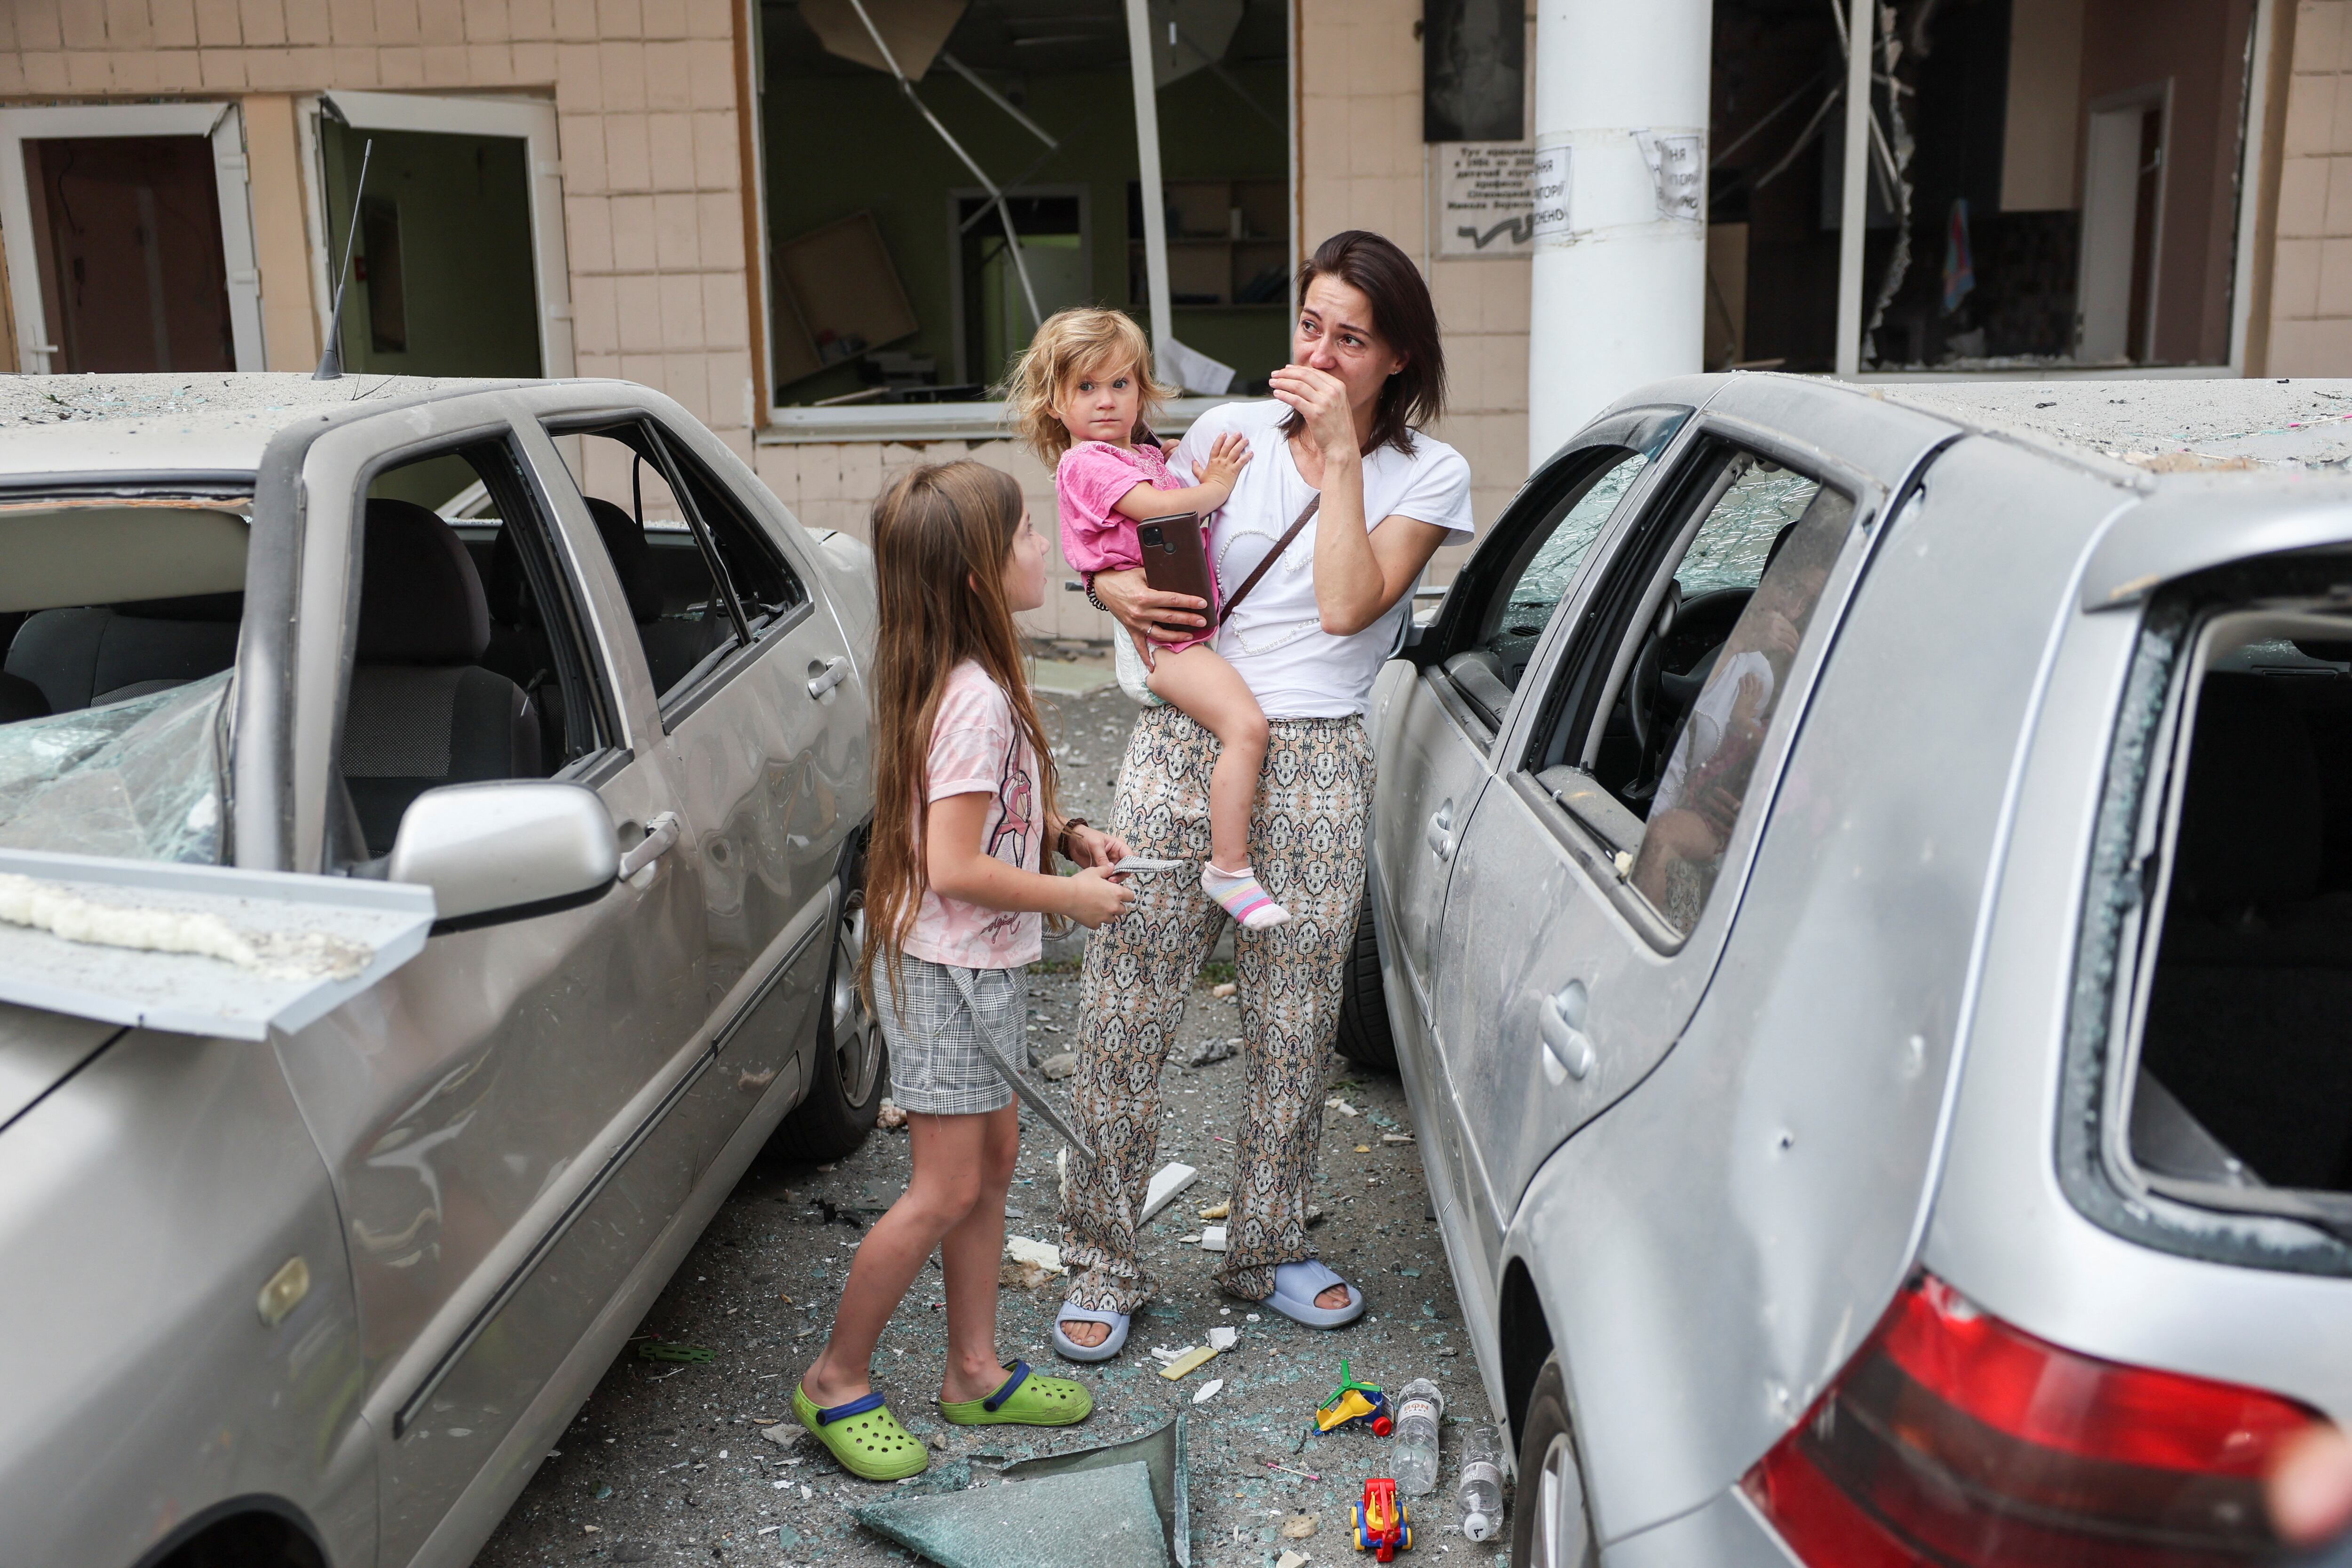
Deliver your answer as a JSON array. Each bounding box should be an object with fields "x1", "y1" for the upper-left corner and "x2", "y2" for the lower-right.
[
  {"x1": 2078, "y1": 85, "x2": 2169, "y2": 364},
  {"x1": 953, "y1": 191, "x2": 1092, "y2": 390},
  {"x1": 0, "y1": 103, "x2": 266, "y2": 373},
  {"x1": 316, "y1": 120, "x2": 542, "y2": 380}
]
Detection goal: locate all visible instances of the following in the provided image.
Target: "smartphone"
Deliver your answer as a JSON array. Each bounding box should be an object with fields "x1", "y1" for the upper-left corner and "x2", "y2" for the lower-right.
[{"x1": 1136, "y1": 513, "x2": 1217, "y2": 620}]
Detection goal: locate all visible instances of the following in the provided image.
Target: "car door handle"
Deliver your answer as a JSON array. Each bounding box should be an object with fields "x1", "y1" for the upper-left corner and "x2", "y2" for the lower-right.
[
  {"x1": 1538, "y1": 980, "x2": 1595, "y2": 1085},
  {"x1": 1425, "y1": 799, "x2": 1456, "y2": 861},
  {"x1": 806, "y1": 657, "x2": 850, "y2": 699},
  {"x1": 618, "y1": 812, "x2": 680, "y2": 879}
]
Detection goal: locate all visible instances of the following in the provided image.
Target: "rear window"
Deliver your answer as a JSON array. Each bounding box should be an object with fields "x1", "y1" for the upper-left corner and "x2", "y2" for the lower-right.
[
  {"x1": 2067, "y1": 559, "x2": 2352, "y2": 1275},
  {"x1": 0, "y1": 497, "x2": 246, "y2": 864}
]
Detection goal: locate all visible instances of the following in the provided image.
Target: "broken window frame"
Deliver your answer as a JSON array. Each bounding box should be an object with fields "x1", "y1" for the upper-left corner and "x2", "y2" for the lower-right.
[
  {"x1": 748, "y1": 6, "x2": 1300, "y2": 443},
  {"x1": 1827, "y1": 0, "x2": 2281, "y2": 381},
  {"x1": 2061, "y1": 552, "x2": 2352, "y2": 1279}
]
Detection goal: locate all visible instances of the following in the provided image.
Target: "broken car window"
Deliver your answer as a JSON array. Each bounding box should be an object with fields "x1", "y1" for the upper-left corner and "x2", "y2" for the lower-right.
[{"x1": 0, "y1": 673, "x2": 229, "y2": 864}]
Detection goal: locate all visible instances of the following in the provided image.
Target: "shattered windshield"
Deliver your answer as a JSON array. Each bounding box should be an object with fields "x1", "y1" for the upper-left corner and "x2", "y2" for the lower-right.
[{"x1": 0, "y1": 673, "x2": 230, "y2": 864}]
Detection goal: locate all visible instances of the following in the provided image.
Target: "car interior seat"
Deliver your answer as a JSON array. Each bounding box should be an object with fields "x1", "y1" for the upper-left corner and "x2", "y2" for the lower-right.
[
  {"x1": 4, "y1": 592, "x2": 243, "y2": 714},
  {"x1": 2141, "y1": 672, "x2": 2352, "y2": 1189},
  {"x1": 580, "y1": 497, "x2": 732, "y2": 697},
  {"x1": 340, "y1": 499, "x2": 541, "y2": 855}
]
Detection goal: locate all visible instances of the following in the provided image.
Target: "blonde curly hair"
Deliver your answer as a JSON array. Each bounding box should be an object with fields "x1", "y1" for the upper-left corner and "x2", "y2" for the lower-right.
[{"x1": 999, "y1": 307, "x2": 1172, "y2": 463}]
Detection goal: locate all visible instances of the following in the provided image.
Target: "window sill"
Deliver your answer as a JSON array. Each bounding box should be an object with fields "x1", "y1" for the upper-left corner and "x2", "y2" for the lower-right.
[{"x1": 755, "y1": 395, "x2": 1248, "y2": 446}]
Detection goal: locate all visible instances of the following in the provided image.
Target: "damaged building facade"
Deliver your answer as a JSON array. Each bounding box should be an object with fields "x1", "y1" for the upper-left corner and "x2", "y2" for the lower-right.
[{"x1": 0, "y1": 0, "x2": 2344, "y2": 640}]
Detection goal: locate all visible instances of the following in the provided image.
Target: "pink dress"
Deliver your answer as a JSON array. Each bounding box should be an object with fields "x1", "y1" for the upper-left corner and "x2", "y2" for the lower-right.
[
  {"x1": 903, "y1": 661, "x2": 1042, "y2": 969},
  {"x1": 1056, "y1": 440, "x2": 1218, "y2": 651}
]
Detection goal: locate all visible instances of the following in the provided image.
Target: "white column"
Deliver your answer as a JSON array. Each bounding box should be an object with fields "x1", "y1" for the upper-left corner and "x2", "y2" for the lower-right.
[
  {"x1": 1526, "y1": 0, "x2": 1714, "y2": 468},
  {"x1": 1124, "y1": 0, "x2": 1173, "y2": 360}
]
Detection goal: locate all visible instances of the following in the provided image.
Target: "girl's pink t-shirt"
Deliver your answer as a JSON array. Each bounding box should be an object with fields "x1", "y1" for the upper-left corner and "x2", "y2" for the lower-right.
[
  {"x1": 1055, "y1": 439, "x2": 1186, "y2": 577},
  {"x1": 905, "y1": 660, "x2": 1042, "y2": 970}
]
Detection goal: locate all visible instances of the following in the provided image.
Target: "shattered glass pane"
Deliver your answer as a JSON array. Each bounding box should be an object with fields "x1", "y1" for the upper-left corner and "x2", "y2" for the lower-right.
[
  {"x1": 1505, "y1": 450, "x2": 1649, "y2": 624},
  {"x1": 0, "y1": 673, "x2": 230, "y2": 864}
]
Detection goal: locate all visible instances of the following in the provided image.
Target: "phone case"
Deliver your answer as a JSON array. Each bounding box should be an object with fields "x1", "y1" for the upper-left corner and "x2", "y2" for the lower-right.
[{"x1": 1136, "y1": 513, "x2": 1218, "y2": 623}]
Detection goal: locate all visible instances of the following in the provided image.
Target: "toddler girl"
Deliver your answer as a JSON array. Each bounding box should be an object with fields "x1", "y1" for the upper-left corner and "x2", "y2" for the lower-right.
[
  {"x1": 794, "y1": 460, "x2": 1132, "y2": 1480},
  {"x1": 1005, "y1": 307, "x2": 1288, "y2": 928}
]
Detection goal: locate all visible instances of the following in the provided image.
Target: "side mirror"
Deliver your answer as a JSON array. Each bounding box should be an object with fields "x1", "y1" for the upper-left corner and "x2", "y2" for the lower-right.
[{"x1": 387, "y1": 782, "x2": 618, "y2": 929}]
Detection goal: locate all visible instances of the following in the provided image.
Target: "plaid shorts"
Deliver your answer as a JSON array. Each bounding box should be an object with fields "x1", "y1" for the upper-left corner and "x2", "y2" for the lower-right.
[{"x1": 876, "y1": 953, "x2": 1020, "y2": 1116}]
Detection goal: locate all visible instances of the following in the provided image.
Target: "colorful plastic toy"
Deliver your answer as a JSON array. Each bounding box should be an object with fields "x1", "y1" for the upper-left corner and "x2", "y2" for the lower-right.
[
  {"x1": 1316, "y1": 1359, "x2": 1393, "y2": 1435},
  {"x1": 1352, "y1": 1476, "x2": 1412, "y2": 1560}
]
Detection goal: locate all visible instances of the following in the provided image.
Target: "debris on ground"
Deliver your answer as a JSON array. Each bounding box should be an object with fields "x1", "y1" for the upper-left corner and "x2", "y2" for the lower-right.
[
  {"x1": 1200, "y1": 1225, "x2": 1230, "y2": 1251},
  {"x1": 1277, "y1": 1550, "x2": 1311, "y2": 1568},
  {"x1": 1209, "y1": 981, "x2": 1238, "y2": 999},
  {"x1": 634, "y1": 1340, "x2": 713, "y2": 1363},
  {"x1": 1038, "y1": 1051, "x2": 1079, "y2": 1081},
  {"x1": 1208, "y1": 1325, "x2": 1238, "y2": 1351},
  {"x1": 1138, "y1": 1161, "x2": 1198, "y2": 1222},
  {"x1": 1191, "y1": 1377, "x2": 1223, "y2": 1405},
  {"x1": 1327, "y1": 1097, "x2": 1360, "y2": 1117},
  {"x1": 1184, "y1": 1036, "x2": 1237, "y2": 1068},
  {"x1": 858, "y1": 1460, "x2": 1165, "y2": 1568},
  {"x1": 1281, "y1": 1513, "x2": 1319, "y2": 1538},
  {"x1": 1156, "y1": 1344, "x2": 1218, "y2": 1379},
  {"x1": 475, "y1": 686, "x2": 1494, "y2": 1568},
  {"x1": 1197, "y1": 1199, "x2": 1230, "y2": 1220},
  {"x1": 874, "y1": 1098, "x2": 907, "y2": 1131},
  {"x1": 1004, "y1": 1235, "x2": 1066, "y2": 1275}
]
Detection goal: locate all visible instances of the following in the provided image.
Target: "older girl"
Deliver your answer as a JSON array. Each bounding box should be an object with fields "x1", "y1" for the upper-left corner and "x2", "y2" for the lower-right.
[{"x1": 796, "y1": 461, "x2": 1130, "y2": 1475}]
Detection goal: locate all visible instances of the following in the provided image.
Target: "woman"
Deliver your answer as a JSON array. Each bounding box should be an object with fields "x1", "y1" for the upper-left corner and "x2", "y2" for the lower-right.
[{"x1": 1054, "y1": 231, "x2": 1475, "y2": 1359}]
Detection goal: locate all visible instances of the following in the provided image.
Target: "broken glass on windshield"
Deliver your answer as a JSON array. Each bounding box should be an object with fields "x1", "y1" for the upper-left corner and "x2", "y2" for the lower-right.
[{"x1": 0, "y1": 673, "x2": 229, "y2": 864}]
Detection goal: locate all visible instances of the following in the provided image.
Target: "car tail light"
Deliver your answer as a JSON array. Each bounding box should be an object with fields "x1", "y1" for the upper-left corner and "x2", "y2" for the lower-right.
[{"x1": 1741, "y1": 1273, "x2": 2324, "y2": 1567}]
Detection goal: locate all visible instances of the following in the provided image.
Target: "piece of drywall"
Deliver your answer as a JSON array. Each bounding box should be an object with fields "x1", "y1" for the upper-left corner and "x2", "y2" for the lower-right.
[
  {"x1": 774, "y1": 211, "x2": 921, "y2": 372},
  {"x1": 2002, "y1": 0, "x2": 2086, "y2": 211}
]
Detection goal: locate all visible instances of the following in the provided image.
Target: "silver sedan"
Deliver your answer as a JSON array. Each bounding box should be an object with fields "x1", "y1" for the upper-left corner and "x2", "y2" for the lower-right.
[
  {"x1": 0, "y1": 373, "x2": 877, "y2": 1568},
  {"x1": 1350, "y1": 373, "x2": 2352, "y2": 1567}
]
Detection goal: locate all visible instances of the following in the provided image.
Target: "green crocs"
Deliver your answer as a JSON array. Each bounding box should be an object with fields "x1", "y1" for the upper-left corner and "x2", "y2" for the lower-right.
[
  {"x1": 793, "y1": 1382, "x2": 931, "y2": 1481},
  {"x1": 938, "y1": 1361, "x2": 1094, "y2": 1427}
]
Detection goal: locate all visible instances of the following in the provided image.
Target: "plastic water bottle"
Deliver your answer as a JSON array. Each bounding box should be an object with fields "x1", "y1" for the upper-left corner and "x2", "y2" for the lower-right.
[
  {"x1": 1458, "y1": 1423, "x2": 1505, "y2": 1542},
  {"x1": 1392, "y1": 1378, "x2": 1446, "y2": 1495}
]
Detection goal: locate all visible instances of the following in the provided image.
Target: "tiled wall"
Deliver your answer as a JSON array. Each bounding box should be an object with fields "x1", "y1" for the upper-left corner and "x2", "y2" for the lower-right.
[
  {"x1": 751, "y1": 0, "x2": 1537, "y2": 641},
  {"x1": 2271, "y1": 0, "x2": 2352, "y2": 372},
  {"x1": 0, "y1": 0, "x2": 758, "y2": 459}
]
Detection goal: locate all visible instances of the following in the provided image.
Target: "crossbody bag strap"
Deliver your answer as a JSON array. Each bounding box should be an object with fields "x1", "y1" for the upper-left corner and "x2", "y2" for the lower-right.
[{"x1": 1217, "y1": 494, "x2": 1320, "y2": 625}]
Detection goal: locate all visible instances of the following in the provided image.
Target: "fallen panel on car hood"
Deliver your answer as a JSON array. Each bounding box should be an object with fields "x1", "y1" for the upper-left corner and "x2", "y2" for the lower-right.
[{"x1": 0, "y1": 847, "x2": 433, "y2": 1039}]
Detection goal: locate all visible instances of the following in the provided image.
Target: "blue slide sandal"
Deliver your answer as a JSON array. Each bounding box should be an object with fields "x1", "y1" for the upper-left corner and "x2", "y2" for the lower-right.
[
  {"x1": 1266, "y1": 1259, "x2": 1365, "y2": 1328},
  {"x1": 1052, "y1": 1302, "x2": 1131, "y2": 1362}
]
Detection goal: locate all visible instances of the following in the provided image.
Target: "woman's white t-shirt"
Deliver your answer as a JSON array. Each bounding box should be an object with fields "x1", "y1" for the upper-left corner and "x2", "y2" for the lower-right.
[{"x1": 1172, "y1": 399, "x2": 1475, "y2": 721}]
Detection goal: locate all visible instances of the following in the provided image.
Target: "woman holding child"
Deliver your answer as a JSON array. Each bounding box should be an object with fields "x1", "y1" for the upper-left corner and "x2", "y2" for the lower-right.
[
  {"x1": 787, "y1": 230, "x2": 1463, "y2": 1483},
  {"x1": 1029, "y1": 230, "x2": 1475, "y2": 1359}
]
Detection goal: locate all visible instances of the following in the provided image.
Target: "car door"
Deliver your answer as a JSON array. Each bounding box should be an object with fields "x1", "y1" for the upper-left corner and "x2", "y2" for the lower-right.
[
  {"x1": 257, "y1": 397, "x2": 716, "y2": 1565},
  {"x1": 534, "y1": 406, "x2": 861, "y2": 1158},
  {"x1": 1428, "y1": 420, "x2": 1890, "y2": 1271},
  {"x1": 1373, "y1": 408, "x2": 1689, "y2": 1034}
]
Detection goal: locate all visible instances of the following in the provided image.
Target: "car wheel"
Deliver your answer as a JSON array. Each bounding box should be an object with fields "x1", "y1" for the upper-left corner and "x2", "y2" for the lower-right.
[
  {"x1": 1512, "y1": 1354, "x2": 1597, "y2": 1568},
  {"x1": 1333, "y1": 885, "x2": 1398, "y2": 1073},
  {"x1": 769, "y1": 890, "x2": 888, "y2": 1162}
]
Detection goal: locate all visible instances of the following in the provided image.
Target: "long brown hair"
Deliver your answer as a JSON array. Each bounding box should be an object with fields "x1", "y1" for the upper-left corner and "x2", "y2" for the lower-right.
[
  {"x1": 1281, "y1": 230, "x2": 1448, "y2": 457},
  {"x1": 863, "y1": 460, "x2": 1060, "y2": 996}
]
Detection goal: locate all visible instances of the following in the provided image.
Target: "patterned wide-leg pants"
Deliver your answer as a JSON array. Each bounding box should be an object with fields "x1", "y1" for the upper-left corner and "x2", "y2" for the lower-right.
[{"x1": 1060, "y1": 706, "x2": 1373, "y2": 1314}]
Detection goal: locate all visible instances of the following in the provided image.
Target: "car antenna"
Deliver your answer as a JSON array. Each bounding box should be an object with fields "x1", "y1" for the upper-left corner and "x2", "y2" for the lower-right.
[{"x1": 313, "y1": 137, "x2": 373, "y2": 381}]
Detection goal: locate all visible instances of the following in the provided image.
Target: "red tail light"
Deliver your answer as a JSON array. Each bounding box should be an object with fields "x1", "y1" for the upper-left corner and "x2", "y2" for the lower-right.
[{"x1": 1741, "y1": 1274, "x2": 2324, "y2": 1567}]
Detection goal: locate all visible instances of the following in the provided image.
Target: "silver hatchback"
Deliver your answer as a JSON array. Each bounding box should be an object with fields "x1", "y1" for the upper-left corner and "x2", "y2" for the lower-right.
[
  {"x1": 1351, "y1": 374, "x2": 2352, "y2": 1567},
  {"x1": 0, "y1": 374, "x2": 877, "y2": 1568}
]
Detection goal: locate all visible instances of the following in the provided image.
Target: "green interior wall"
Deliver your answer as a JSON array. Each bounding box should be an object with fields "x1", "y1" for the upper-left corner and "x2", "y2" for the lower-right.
[
  {"x1": 759, "y1": 60, "x2": 1290, "y2": 404},
  {"x1": 320, "y1": 123, "x2": 543, "y2": 382}
]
